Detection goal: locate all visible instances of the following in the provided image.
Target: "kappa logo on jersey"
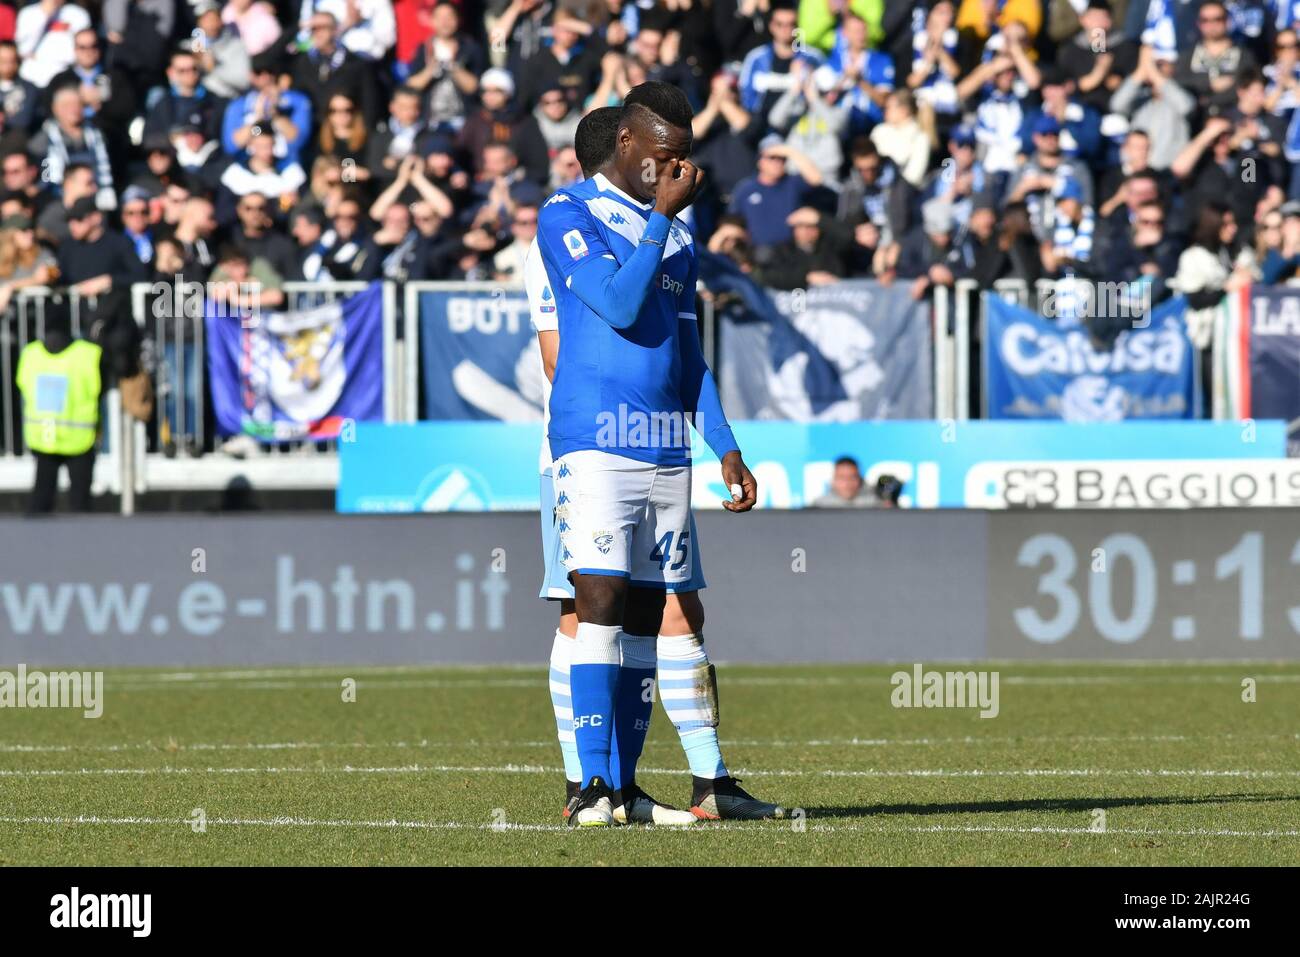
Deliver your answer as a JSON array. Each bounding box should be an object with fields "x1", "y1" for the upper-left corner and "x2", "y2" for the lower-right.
[
  {"x1": 563, "y1": 229, "x2": 589, "y2": 260},
  {"x1": 593, "y1": 531, "x2": 614, "y2": 554},
  {"x1": 608, "y1": 211, "x2": 629, "y2": 226},
  {"x1": 557, "y1": 462, "x2": 571, "y2": 478},
  {"x1": 543, "y1": 193, "x2": 570, "y2": 206}
]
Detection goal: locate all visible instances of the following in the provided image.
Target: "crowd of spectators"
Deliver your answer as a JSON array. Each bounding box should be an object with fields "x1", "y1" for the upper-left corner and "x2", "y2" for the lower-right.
[{"x1": 2, "y1": 0, "x2": 1299, "y2": 447}]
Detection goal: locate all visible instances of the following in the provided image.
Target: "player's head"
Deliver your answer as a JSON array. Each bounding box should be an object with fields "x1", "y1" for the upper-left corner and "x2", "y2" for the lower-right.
[
  {"x1": 574, "y1": 106, "x2": 621, "y2": 178},
  {"x1": 613, "y1": 81, "x2": 694, "y2": 204}
]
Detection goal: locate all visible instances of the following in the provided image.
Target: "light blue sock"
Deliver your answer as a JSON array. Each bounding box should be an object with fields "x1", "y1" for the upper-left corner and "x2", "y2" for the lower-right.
[
  {"x1": 680, "y1": 728, "x2": 728, "y2": 780},
  {"x1": 610, "y1": 633, "x2": 657, "y2": 790},
  {"x1": 548, "y1": 630, "x2": 581, "y2": 783},
  {"x1": 569, "y1": 622, "x2": 621, "y2": 785},
  {"x1": 657, "y1": 633, "x2": 728, "y2": 779}
]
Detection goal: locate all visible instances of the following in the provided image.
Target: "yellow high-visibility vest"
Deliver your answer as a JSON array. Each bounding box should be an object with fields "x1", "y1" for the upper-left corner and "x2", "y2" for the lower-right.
[{"x1": 15, "y1": 339, "x2": 102, "y2": 456}]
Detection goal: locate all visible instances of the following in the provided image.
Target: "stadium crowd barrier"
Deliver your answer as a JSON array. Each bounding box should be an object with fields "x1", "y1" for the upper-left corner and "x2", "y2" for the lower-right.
[
  {"x1": 397, "y1": 278, "x2": 722, "y2": 387},
  {"x1": 0, "y1": 286, "x2": 128, "y2": 501},
  {"x1": 117, "y1": 280, "x2": 404, "y2": 511},
  {"x1": 947, "y1": 276, "x2": 1231, "y2": 422},
  {"x1": 1, "y1": 277, "x2": 1265, "y2": 511}
]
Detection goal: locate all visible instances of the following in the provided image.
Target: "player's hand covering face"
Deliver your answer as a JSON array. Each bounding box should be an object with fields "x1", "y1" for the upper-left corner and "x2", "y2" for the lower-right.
[
  {"x1": 617, "y1": 113, "x2": 699, "y2": 212},
  {"x1": 654, "y1": 158, "x2": 705, "y2": 220}
]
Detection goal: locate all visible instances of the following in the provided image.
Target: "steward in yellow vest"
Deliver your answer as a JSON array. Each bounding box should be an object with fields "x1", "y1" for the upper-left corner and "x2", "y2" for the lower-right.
[{"x1": 15, "y1": 316, "x2": 103, "y2": 513}]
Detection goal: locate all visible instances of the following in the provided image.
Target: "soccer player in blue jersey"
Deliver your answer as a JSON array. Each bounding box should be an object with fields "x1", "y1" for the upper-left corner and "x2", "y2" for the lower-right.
[
  {"x1": 531, "y1": 107, "x2": 784, "y2": 826},
  {"x1": 537, "y1": 82, "x2": 783, "y2": 827}
]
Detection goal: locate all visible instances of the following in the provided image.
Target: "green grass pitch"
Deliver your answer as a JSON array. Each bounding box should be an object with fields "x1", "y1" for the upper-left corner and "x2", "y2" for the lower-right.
[{"x1": 1, "y1": 661, "x2": 1298, "y2": 866}]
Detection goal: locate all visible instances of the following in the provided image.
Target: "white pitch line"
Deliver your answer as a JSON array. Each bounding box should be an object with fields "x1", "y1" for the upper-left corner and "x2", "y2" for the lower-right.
[
  {"x1": 109, "y1": 679, "x2": 548, "y2": 692},
  {"x1": 0, "y1": 814, "x2": 1297, "y2": 839},
  {"x1": 95, "y1": 672, "x2": 1300, "y2": 693},
  {"x1": 3, "y1": 764, "x2": 1300, "y2": 780},
  {"x1": 0, "y1": 814, "x2": 567, "y2": 833},
  {"x1": 863, "y1": 823, "x2": 1300, "y2": 838},
  {"x1": 102, "y1": 658, "x2": 1300, "y2": 684},
  {"x1": 1002, "y1": 674, "x2": 1300, "y2": 685},
  {"x1": 3, "y1": 731, "x2": 1299, "y2": 755}
]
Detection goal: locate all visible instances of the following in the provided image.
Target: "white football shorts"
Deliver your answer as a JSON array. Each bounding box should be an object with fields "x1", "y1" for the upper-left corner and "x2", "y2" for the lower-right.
[{"x1": 553, "y1": 449, "x2": 695, "y2": 588}]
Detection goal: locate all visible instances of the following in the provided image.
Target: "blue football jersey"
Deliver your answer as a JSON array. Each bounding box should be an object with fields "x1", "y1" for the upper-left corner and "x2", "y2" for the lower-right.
[{"x1": 537, "y1": 172, "x2": 737, "y2": 467}]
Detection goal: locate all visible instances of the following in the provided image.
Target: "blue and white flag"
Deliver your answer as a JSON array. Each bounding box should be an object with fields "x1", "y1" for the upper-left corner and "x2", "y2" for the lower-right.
[
  {"x1": 418, "y1": 288, "x2": 546, "y2": 420},
  {"x1": 984, "y1": 294, "x2": 1198, "y2": 420},
  {"x1": 207, "y1": 282, "x2": 385, "y2": 441},
  {"x1": 1241, "y1": 285, "x2": 1300, "y2": 453},
  {"x1": 704, "y1": 254, "x2": 933, "y2": 420}
]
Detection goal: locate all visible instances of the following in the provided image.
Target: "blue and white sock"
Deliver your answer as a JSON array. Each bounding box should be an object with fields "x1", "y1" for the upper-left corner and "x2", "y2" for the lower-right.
[
  {"x1": 548, "y1": 629, "x2": 582, "y2": 784},
  {"x1": 569, "y1": 622, "x2": 621, "y2": 786},
  {"x1": 657, "y1": 633, "x2": 728, "y2": 780},
  {"x1": 609, "y1": 632, "x2": 657, "y2": 790}
]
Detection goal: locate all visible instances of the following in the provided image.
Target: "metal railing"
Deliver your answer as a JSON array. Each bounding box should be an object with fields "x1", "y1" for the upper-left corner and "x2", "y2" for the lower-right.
[
  {"x1": 0, "y1": 282, "x2": 408, "y2": 509},
  {"x1": 121, "y1": 280, "x2": 405, "y2": 504},
  {"x1": 947, "y1": 276, "x2": 1213, "y2": 422},
  {"x1": 0, "y1": 287, "x2": 125, "y2": 497},
  {"x1": 402, "y1": 279, "x2": 720, "y2": 423},
  {"x1": 932, "y1": 285, "x2": 954, "y2": 421},
  {"x1": 34, "y1": 274, "x2": 1247, "y2": 503}
]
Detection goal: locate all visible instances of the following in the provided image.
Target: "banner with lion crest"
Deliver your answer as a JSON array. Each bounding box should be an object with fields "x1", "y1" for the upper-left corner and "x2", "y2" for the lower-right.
[{"x1": 206, "y1": 282, "x2": 385, "y2": 441}]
